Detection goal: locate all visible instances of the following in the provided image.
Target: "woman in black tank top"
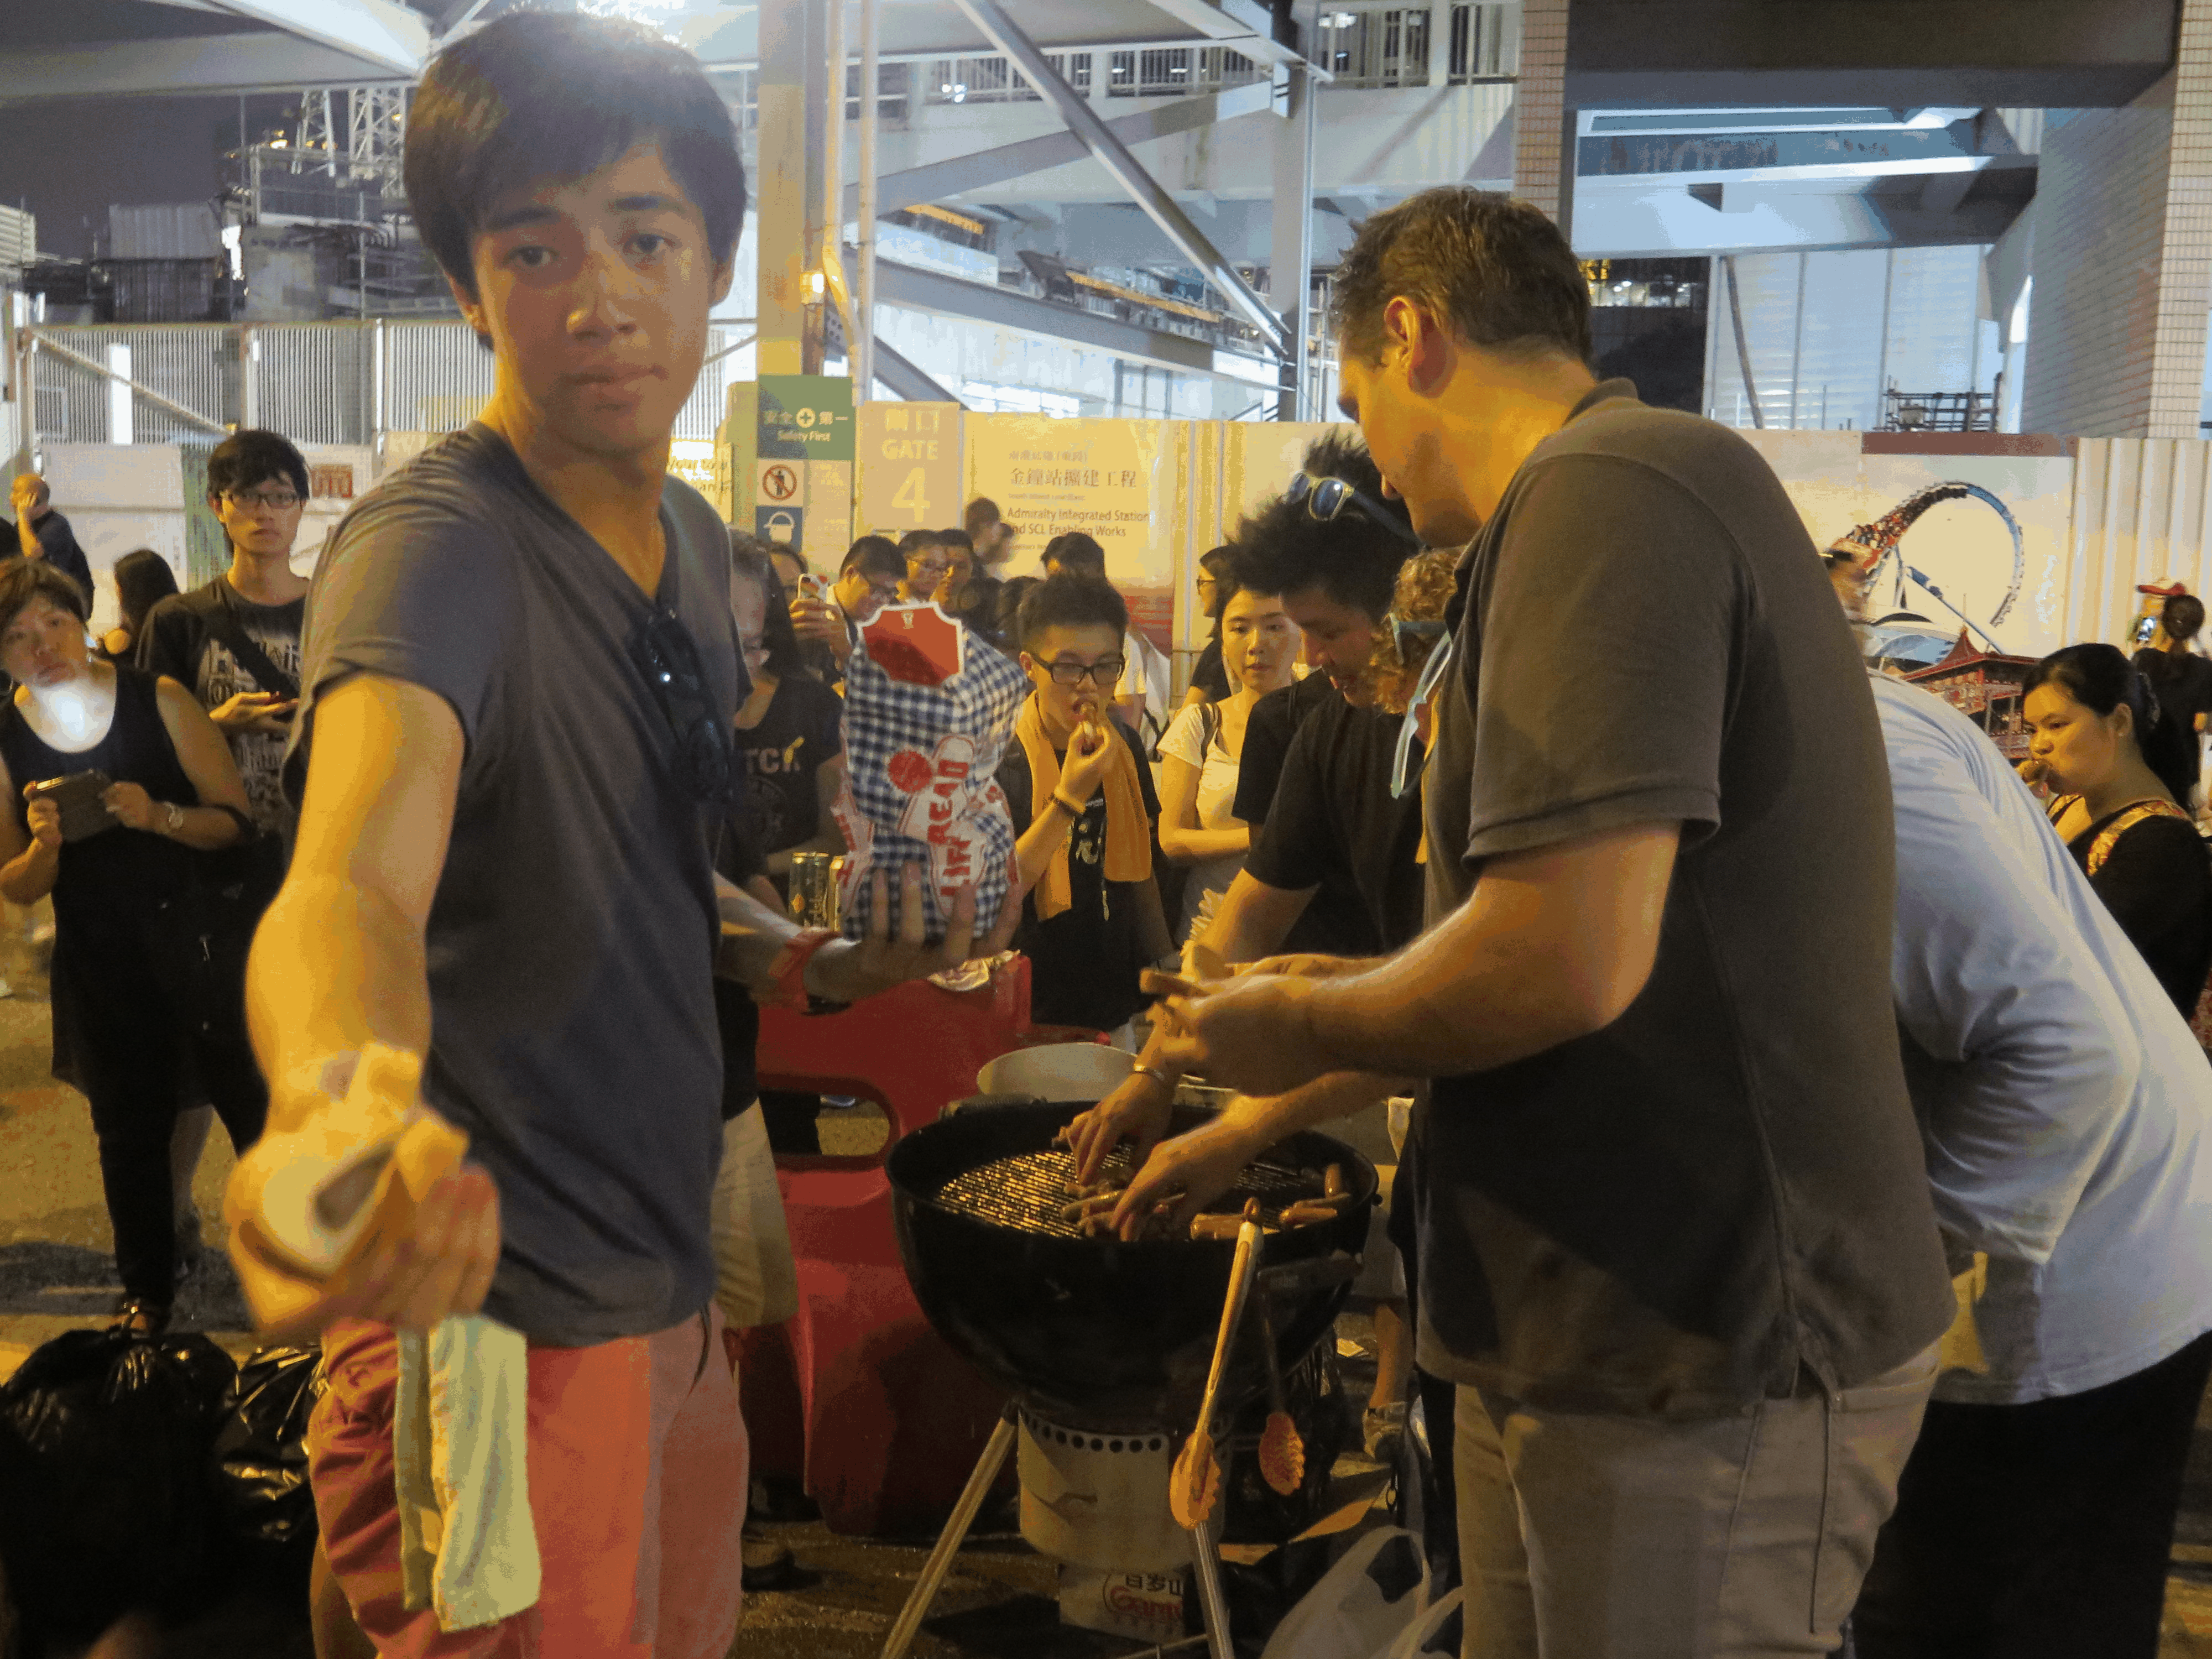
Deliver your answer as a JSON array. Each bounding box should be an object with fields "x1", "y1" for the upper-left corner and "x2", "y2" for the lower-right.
[{"x1": 0, "y1": 562, "x2": 267, "y2": 1337}]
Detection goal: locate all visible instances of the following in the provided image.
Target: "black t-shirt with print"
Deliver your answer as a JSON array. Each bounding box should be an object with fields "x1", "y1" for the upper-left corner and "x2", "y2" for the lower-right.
[
  {"x1": 138, "y1": 576, "x2": 305, "y2": 836},
  {"x1": 734, "y1": 672, "x2": 844, "y2": 857},
  {"x1": 1246, "y1": 695, "x2": 1426, "y2": 953},
  {"x1": 996, "y1": 718, "x2": 1163, "y2": 1032}
]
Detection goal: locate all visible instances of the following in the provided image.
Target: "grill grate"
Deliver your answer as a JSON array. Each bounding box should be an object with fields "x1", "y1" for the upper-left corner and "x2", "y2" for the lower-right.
[{"x1": 930, "y1": 1146, "x2": 1321, "y2": 1239}]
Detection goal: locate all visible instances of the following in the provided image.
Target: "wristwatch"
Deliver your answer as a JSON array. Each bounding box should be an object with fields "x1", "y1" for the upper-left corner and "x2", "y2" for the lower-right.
[{"x1": 161, "y1": 802, "x2": 185, "y2": 836}]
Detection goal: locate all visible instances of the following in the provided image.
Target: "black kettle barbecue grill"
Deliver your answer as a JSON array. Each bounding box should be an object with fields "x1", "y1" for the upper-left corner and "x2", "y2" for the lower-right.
[{"x1": 878, "y1": 1099, "x2": 1379, "y2": 1659}]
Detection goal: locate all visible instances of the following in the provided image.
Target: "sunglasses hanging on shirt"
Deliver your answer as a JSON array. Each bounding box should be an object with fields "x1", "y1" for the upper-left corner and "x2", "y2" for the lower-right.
[
  {"x1": 628, "y1": 548, "x2": 745, "y2": 806},
  {"x1": 1392, "y1": 630, "x2": 1454, "y2": 800}
]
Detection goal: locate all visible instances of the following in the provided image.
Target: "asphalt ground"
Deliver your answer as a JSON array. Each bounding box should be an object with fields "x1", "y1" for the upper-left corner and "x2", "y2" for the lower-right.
[{"x1": 0, "y1": 955, "x2": 2206, "y2": 1657}]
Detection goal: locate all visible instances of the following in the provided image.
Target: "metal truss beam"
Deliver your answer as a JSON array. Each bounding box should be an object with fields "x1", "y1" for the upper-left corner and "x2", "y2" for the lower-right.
[
  {"x1": 869, "y1": 254, "x2": 1276, "y2": 384},
  {"x1": 0, "y1": 33, "x2": 409, "y2": 102},
  {"x1": 1141, "y1": 0, "x2": 1315, "y2": 71},
  {"x1": 870, "y1": 338, "x2": 964, "y2": 404},
  {"x1": 951, "y1": 0, "x2": 1293, "y2": 359},
  {"x1": 842, "y1": 78, "x2": 1278, "y2": 223},
  {"x1": 205, "y1": 0, "x2": 429, "y2": 77}
]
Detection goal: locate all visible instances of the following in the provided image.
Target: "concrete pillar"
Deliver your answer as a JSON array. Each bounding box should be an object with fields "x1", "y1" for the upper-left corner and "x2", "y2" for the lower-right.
[
  {"x1": 755, "y1": 0, "x2": 810, "y2": 377},
  {"x1": 1270, "y1": 63, "x2": 1316, "y2": 420},
  {"x1": 2021, "y1": 0, "x2": 2212, "y2": 437},
  {"x1": 1512, "y1": 0, "x2": 1573, "y2": 238}
]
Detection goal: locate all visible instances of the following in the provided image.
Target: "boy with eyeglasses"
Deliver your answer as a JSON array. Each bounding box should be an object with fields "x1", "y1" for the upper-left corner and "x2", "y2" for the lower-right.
[
  {"x1": 134, "y1": 429, "x2": 311, "y2": 1295},
  {"x1": 222, "y1": 16, "x2": 1007, "y2": 1655},
  {"x1": 998, "y1": 573, "x2": 1175, "y2": 1034},
  {"x1": 139, "y1": 428, "x2": 312, "y2": 838}
]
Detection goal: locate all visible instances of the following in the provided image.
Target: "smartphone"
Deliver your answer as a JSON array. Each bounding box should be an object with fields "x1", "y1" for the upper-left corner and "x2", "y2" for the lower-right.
[{"x1": 27, "y1": 770, "x2": 117, "y2": 841}]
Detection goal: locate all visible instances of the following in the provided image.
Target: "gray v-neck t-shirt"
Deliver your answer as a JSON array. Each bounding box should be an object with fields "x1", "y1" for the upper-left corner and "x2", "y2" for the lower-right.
[{"x1": 290, "y1": 424, "x2": 743, "y2": 1346}]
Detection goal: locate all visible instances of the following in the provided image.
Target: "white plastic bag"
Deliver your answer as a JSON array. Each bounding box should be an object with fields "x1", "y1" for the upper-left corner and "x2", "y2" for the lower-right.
[{"x1": 1258, "y1": 1526, "x2": 1444, "y2": 1659}]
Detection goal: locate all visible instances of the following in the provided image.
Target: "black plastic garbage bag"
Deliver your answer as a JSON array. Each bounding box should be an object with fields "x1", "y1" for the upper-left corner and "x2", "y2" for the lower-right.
[
  {"x1": 207, "y1": 1346, "x2": 328, "y2": 1593},
  {"x1": 0, "y1": 1328, "x2": 237, "y2": 1648}
]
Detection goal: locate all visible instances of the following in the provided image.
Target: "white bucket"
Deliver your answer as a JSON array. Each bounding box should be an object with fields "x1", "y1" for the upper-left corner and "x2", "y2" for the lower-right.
[{"x1": 974, "y1": 1042, "x2": 1135, "y2": 1103}]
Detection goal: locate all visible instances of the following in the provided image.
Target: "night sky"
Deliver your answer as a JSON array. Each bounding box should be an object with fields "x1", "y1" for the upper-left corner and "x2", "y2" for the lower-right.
[{"x1": 0, "y1": 92, "x2": 298, "y2": 260}]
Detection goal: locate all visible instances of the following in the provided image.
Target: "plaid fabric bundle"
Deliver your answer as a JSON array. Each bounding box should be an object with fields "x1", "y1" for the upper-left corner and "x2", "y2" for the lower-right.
[{"x1": 832, "y1": 611, "x2": 1030, "y2": 942}]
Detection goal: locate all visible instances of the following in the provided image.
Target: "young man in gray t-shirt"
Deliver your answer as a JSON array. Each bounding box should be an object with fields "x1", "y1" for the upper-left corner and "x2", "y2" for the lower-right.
[
  {"x1": 222, "y1": 17, "x2": 1004, "y2": 1653},
  {"x1": 1114, "y1": 190, "x2": 1953, "y2": 1657}
]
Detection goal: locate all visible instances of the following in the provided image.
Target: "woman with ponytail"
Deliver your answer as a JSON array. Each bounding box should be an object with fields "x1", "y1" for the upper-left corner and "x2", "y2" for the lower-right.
[{"x1": 2024, "y1": 642, "x2": 2212, "y2": 1014}]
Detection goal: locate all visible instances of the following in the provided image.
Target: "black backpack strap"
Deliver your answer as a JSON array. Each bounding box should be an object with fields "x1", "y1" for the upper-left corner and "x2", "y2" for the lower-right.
[{"x1": 199, "y1": 583, "x2": 299, "y2": 701}]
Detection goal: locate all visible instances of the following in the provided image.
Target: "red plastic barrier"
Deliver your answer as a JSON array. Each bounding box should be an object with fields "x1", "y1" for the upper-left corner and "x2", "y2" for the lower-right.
[{"x1": 737, "y1": 956, "x2": 1101, "y2": 1535}]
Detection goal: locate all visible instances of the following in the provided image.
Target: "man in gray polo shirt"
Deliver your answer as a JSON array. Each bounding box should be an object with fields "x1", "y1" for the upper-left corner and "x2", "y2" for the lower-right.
[{"x1": 1133, "y1": 189, "x2": 1953, "y2": 1657}]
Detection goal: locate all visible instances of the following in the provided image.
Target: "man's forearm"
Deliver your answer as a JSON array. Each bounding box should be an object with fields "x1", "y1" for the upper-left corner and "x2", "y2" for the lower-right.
[
  {"x1": 247, "y1": 874, "x2": 432, "y2": 1132},
  {"x1": 1200, "y1": 873, "x2": 1314, "y2": 966},
  {"x1": 1229, "y1": 1070, "x2": 1406, "y2": 1149},
  {"x1": 714, "y1": 875, "x2": 801, "y2": 998},
  {"x1": 1298, "y1": 824, "x2": 1677, "y2": 1078}
]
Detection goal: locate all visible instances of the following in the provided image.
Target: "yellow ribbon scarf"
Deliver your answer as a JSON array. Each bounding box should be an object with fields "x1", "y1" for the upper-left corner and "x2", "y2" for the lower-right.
[{"x1": 1015, "y1": 695, "x2": 1152, "y2": 919}]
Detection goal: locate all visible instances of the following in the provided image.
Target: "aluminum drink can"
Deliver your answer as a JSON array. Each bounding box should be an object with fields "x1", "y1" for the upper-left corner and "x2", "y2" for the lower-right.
[{"x1": 789, "y1": 852, "x2": 831, "y2": 928}]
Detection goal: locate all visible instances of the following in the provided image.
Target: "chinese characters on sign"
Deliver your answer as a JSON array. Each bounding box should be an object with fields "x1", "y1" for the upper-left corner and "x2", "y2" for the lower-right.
[
  {"x1": 857, "y1": 401, "x2": 963, "y2": 536},
  {"x1": 757, "y1": 375, "x2": 854, "y2": 565},
  {"x1": 965, "y1": 415, "x2": 1172, "y2": 588}
]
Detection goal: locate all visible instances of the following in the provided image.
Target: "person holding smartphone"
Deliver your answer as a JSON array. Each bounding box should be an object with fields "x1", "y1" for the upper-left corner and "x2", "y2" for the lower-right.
[
  {"x1": 0, "y1": 560, "x2": 263, "y2": 1339},
  {"x1": 138, "y1": 429, "x2": 311, "y2": 841},
  {"x1": 138, "y1": 429, "x2": 310, "y2": 1278}
]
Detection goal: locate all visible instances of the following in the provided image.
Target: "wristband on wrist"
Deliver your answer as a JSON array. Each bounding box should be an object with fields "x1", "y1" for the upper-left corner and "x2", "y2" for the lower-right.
[
  {"x1": 1050, "y1": 790, "x2": 1087, "y2": 819},
  {"x1": 1130, "y1": 1063, "x2": 1175, "y2": 1089},
  {"x1": 768, "y1": 927, "x2": 838, "y2": 1010},
  {"x1": 161, "y1": 802, "x2": 184, "y2": 836}
]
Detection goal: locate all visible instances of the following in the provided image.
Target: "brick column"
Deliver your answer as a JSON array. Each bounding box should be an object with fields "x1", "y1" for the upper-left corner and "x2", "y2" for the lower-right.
[
  {"x1": 1512, "y1": 0, "x2": 1572, "y2": 233},
  {"x1": 2022, "y1": 0, "x2": 2212, "y2": 437}
]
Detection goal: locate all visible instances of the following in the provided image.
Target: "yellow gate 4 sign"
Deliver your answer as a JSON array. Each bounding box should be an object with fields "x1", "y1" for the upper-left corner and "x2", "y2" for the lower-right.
[{"x1": 857, "y1": 403, "x2": 963, "y2": 538}]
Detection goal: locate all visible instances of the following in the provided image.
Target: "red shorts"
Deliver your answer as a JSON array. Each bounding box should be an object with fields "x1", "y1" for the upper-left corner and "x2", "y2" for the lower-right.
[{"x1": 307, "y1": 1307, "x2": 747, "y2": 1658}]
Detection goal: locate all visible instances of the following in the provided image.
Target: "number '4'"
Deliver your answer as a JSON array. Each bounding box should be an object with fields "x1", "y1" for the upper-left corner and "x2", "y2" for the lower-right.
[{"x1": 892, "y1": 467, "x2": 931, "y2": 523}]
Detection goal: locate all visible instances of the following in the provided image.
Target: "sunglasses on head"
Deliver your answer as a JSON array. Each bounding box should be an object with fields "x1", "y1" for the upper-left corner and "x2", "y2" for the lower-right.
[{"x1": 1286, "y1": 471, "x2": 1421, "y2": 546}]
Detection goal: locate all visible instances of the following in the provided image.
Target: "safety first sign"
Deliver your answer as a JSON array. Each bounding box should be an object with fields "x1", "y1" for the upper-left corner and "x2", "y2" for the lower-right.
[{"x1": 756, "y1": 375, "x2": 853, "y2": 562}]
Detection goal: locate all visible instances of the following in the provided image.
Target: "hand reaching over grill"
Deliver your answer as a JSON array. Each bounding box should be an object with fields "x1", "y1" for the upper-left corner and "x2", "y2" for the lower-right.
[
  {"x1": 1142, "y1": 965, "x2": 1335, "y2": 1100},
  {"x1": 1108, "y1": 1105, "x2": 1272, "y2": 1242},
  {"x1": 1061, "y1": 1065, "x2": 1177, "y2": 1185}
]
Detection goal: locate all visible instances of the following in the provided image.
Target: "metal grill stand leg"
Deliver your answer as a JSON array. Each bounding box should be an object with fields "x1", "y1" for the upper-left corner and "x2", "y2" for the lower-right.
[
  {"x1": 1189, "y1": 1516, "x2": 1234, "y2": 1659},
  {"x1": 879, "y1": 1412, "x2": 1018, "y2": 1659}
]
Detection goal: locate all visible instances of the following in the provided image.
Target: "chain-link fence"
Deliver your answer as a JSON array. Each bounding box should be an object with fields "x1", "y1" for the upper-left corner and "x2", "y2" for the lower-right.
[{"x1": 28, "y1": 319, "x2": 739, "y2": 447}]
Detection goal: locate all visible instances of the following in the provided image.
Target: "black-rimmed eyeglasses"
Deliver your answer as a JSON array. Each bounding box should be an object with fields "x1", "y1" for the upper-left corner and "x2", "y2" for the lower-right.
[
  {"x1": 1286, "y1": 472, "x2": 1421, "y2": 546},
  {"x1": 1044, "y1": 657, "x2": 1125, "y2": 687}
]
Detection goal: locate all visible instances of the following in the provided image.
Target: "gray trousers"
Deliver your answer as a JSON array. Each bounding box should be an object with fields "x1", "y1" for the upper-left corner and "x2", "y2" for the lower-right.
[{"x1": 1455, "y1": 1348, "x2": 1937, "y2": 1659}]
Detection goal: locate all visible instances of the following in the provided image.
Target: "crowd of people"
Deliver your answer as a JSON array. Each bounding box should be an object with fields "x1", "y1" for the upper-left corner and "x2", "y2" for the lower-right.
[{"x1": 1, "y1": 12, "x2": 2208, "y2": 1659}]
